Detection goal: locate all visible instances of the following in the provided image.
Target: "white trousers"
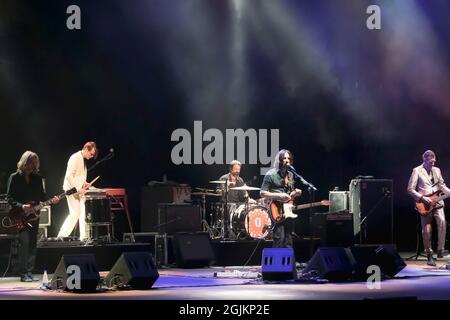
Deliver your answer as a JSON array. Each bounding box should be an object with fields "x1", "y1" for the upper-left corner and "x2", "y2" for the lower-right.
[{"x1": 57, "y1": 195, "x2": 89, "y2": 240}]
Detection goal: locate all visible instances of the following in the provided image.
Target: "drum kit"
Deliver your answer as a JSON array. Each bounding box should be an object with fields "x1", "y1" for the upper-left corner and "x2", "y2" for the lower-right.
[{"x1": 191, "y1": 180, "x2": 273, "y2": 241}]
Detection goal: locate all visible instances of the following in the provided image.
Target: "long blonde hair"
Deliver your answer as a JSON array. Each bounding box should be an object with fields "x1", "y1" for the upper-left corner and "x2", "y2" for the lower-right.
[{"x1": 17, "y1": 151, "x2": 40, "y2": 175}]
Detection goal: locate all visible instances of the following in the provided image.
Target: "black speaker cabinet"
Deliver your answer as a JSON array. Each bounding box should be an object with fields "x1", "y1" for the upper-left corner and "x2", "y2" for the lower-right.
[
  {"x1": 158, "y1": 204, "x2": 201, "y2": 235},
  {"x1": 51, "y1": 254, "x2": 100, "y2": 292},
  {"x1": 349, "y1": 179, "x2": 393, "y2": 244},
  {"x1": 302, "y1": 247, "x2": 355, "y2": 281},
  {"x1": 105, "y1": 252, "x2": 159, "y2": 289},
  {"x1": 141, "y1": 185, "x2": 191, "y2": 232},
  {"x1": 313, "y1": 212, "x2": 354, "y2": 247},
  {"x1": 261, "y1": 248, "x2": 297, "y2": 281},
  {"x1": 351, "y1": 244, "x2": 406, "y2": 279},
  {"x1": 173, "y1": 232, "x2": 215, "y2": 268}
]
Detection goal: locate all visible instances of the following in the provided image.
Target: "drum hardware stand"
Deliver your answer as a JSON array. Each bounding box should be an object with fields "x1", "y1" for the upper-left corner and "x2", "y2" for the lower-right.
[
  {"x1": 200, "y1": 193, "x2": 208, "y2": 232},
  {"x1": 85, "y1": 222, "x2": 113, "y2": 245},
  {"x1": 108, "y1": 194, "x2": 133, "y2": 242},
  {"x1": 223, "y1": 178, "x2": 230, "y2": 240}
]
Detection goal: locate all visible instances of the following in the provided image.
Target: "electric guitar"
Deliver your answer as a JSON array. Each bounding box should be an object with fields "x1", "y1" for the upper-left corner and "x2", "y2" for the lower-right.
[
  {"x1": 415, "y1": 190, "x2": 450, "y2": 216},
  {"x1": 7, "y1": 188, "x2": 77, "y2": 232},
  {"x1": 269, "y1": 199, "x2": 330, "y2": 223}
]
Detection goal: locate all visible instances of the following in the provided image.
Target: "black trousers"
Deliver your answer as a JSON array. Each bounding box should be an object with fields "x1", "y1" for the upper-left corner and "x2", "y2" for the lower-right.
[
  {"x1": 272, "y1": 219, "x2": 294, "y2": 248},
  {"x1": 13, "y1": 224, "x2": 39, "y2": 275}
]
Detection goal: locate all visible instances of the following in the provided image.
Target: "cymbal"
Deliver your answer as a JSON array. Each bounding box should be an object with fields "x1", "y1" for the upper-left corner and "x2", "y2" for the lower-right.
[
  {"x1": 191, "y1": 192, "x2": 222, "y2": 197},
  {"x1": 195, "y1": 187, "x2": 215, "y2": 193},
  {"x1": 230, "y1": 185, "x2": 261, "y2": 191},
  {"x1": 209, "y1": 180, "x2": 226, "y2": 184}
]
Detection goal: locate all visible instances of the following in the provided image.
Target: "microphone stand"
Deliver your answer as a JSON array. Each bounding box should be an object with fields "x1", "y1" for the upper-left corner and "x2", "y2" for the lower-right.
[
  {"x1": 289, "y1": 166, "x2": 317, "y2": 258},
  {"x1": 87, "y1": 152, "x2": 115, "y2": 172},
  {"x1": 153, "y1": 217, "x2": 183, "y2": 233},
  {"x1": 308, "y1": 187, "x2": 315, "y2": 259},
  {"x1": 358, "y1": 191, "x2": 390, "y2": 244}
]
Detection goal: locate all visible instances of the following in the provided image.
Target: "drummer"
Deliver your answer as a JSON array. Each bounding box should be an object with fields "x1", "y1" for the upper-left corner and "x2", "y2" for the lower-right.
[{"x1": 218, "y1": 160, "x2": 256, "y2": 204}]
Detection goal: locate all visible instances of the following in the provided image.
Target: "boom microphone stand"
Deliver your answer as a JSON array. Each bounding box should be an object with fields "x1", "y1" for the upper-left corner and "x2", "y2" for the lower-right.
[
  {"x1": 287, "y1": 165, "x2": 318, "y2": 258},
  {"x1": 405, "y1": 211, "x2": 428, "y2": 261},
  {"x1": 358, "y1": 189, "x2": 390, "y2": 244},
  {"x1": 307, "y1": 187, "x2": 316, "y2": 258},
  {"x1": 87, "y1": 148, "x2": 115, "y2": 172}
]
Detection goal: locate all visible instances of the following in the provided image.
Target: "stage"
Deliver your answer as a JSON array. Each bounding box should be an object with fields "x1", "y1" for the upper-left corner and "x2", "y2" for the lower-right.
[{"x1": 0, "y1": 258, "x2": 450, "y2": 300}]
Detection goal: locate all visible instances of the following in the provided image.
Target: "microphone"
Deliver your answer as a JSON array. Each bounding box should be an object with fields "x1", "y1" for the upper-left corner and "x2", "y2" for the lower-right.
[
  {"x1": 110, "y1": 148, "x2": 114, "y2": 153},
  {"x1": 287, "y1": 165, "x2": 317, "y2": 191}
]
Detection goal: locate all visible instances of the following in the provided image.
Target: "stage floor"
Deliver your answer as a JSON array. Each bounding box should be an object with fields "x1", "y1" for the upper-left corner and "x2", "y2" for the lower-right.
[{"x1": 1, "y1": 255, "x2": 450, "y2": 300}]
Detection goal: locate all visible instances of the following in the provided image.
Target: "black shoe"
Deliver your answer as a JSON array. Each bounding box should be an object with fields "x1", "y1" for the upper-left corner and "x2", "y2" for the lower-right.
[
  {"x1": 20, "y1": 274, "x2": 32, "y2": 282},
  {"x1": 437, "y1": 250, "x2": 449, "y2": 258},
  {"x1": 427, "y1": 254, "x2": 437, "y2": 266},
  {"x1": 27, "y1": 272, "x2": 39, "y2": 282}
]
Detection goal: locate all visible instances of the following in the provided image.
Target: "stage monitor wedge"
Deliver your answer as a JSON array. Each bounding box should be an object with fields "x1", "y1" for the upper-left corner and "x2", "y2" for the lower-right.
[
  {"x1": 351, "y1": 244, "x2": 406, "y2": 279},
  {"x1": 302, "y1": 247, "x2": 355, "y2": 281},
  {"x1": 105, "y1": 252, "x2": 159, "y2": 290},
  {"x1": 50, "y1": 254, "x2": 100, "y2": 292},
  {"x1": 261, "y1": 248, "x2": 297, "y2": 281}
]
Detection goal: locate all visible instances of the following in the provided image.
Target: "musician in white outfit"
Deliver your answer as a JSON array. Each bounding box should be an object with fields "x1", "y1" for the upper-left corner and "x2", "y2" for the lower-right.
[
  {"x1": 407, "y1": 150, "x2": 450, "y2": 266},
  {"x1": 58, "y1": 142, "x2": 97, "y2": 241}
]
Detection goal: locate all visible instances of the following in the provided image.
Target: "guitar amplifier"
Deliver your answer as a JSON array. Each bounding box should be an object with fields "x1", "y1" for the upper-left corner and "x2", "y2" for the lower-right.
[
  {"x1": 0, "y1": 198, "x2": 10, "y2": 214},
  {"x1": 329, "y1": 191, "x2": 349, "y2": 213},
  {"x1": 38, "y1": 206, "x2": 51, "y2": 227},
  {"x1": 157, "y1": 203, "x2": 201, "y2": 235},
  {"x1": 141, "y1": 184, "x2": 191, "y2": 232},
  {"x1": 312, "y1": 212, "x2": 354, "y2": 247}
]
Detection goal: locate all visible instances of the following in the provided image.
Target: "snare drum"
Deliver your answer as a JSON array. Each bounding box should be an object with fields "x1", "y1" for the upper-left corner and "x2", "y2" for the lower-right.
[
  {"x1": 231, "y1": 205, "x2": 272, "y2": 239},
  {"x1": 85, "y1": 196, "x2": 111, "y2": 224},
  {"x1": 255, "y1": 198, "x2": 269, "y2": 207}
]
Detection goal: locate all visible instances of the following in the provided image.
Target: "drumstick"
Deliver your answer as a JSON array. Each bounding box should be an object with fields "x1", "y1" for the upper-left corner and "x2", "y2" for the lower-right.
[{"x1": 88, "y1": 176, "x2": 100, "y2": 186}]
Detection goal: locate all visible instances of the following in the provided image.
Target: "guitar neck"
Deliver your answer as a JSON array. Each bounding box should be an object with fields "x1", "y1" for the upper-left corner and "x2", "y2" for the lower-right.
[
  {"x1": 33, "y1": 192, "x2": 67, "y2": 211},
  {"x1": 295, "y1": 202, "x2": 324, "y2": 210},
  {"x1": 437, "y1": 193, "x2": 450, "y2": 203}
]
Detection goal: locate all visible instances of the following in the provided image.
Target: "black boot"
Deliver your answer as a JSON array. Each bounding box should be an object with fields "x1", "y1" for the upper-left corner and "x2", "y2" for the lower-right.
[
  {"x1": 437, "y1": 249, "x2": 449, "y2": 258},
  {"x1": 427, "y1": 253, "x2": 436, "y2": 266}
]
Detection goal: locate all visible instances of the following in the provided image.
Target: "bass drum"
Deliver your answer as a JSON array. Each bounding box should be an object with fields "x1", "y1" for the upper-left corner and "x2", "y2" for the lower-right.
[
  {"x1": 231, "y1": 205, "x2": 272, "y2": 239},
  {"x1": 85, "y1": 196, "x2": 111, "y2": 224}
]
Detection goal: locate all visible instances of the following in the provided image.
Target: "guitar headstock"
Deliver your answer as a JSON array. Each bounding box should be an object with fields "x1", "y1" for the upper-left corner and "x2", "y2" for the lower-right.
[
  {"x1": 321, "y1": 200, "x2": 331, "y2": 206},
  {"x1": 66, "y1": 187, "x2": 78, "y2": 196}
]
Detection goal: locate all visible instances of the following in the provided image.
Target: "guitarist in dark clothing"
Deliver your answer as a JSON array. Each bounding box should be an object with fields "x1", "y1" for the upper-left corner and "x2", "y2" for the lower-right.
[
  {"x1": 260, "y1": 150, "x2": 302, "y2": 248},
  {"x1": 7, "y1": 151, "x2": 59, "y2": 282}
]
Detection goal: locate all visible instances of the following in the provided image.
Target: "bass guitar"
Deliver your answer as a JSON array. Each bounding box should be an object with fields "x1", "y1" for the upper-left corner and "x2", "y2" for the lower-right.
[
  {"x1": 269, "y1": 199, "x2": 330, "y2": 223},
  {"x1": 415, "y1": 190, "x2": 450, "y2": 216},
  {"x1": 7, "y1": 187, "x2": 77, "y2": 232}
]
